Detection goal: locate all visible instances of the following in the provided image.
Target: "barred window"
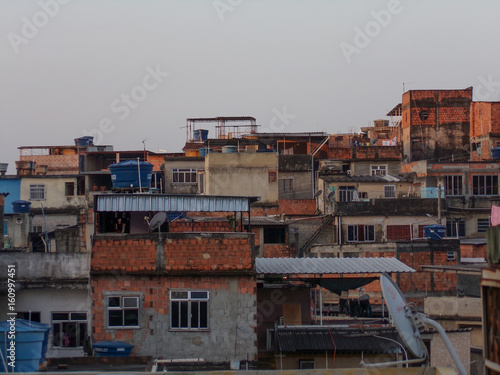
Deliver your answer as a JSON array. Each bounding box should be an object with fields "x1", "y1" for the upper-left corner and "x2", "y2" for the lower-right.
[
  {"x1": 172, "y1": 169, "x2": 199, "y2": 183},
  {"x1": 30, "y1": 184, "x2": 45, "y2": 200},
  {"x1": 170, "y1": 290, "x2": 209, "y2": 330},
  {"x1": 384, "y1": 185, "x2": 396, "y2": 199},
  {"x1": 472, "y1": 175, "x2": 498, "y2": 196}
]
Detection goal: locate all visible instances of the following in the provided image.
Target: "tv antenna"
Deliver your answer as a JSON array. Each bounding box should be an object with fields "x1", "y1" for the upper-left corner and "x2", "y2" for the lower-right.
[{"x1": 361, "y1": 273, "x2": 467, "y2": 375}]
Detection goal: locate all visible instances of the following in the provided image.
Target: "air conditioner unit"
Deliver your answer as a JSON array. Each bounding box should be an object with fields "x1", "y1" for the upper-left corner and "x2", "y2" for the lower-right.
[{"x1": 346, "y1": 170, "x2": 352, "y2": 175}]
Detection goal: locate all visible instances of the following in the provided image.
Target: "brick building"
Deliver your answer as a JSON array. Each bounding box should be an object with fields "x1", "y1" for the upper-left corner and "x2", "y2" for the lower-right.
[
  {"x1": 400, "y1": 87, "x2": 473, "y2": 163},
  {"x1": 470, "y1": 101, "x2": 500, "y2": 161}
]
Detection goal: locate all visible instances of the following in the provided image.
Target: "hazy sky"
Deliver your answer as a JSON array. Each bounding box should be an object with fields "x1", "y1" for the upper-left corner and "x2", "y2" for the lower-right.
[{"x1": 1, "y1": 0, "x2": 500, "y2": 173}]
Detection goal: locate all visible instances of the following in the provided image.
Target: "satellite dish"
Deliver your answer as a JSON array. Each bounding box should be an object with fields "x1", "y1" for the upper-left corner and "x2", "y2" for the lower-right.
[
  {"x1": 327, "y1": 191, "x2": 335, "y2": 199},
  {"x1": 149, "y1": 212, "x2": 167, "y2": 231},
  {"x1": 380, "y1": 273, "x2": 425, "y2": 358},
  {"x1": 314, "y1": 190, "x2": 323, "y2": 198}
]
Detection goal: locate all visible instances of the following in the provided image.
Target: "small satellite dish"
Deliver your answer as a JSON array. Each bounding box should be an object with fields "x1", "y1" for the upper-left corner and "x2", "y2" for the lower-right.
[
  {"x1": 327, "y1": 191, "x2": 335, "y2": 199},
  {"x1": 314, "y1": 190, "x2": 323, "y2": 198},
  {"x1": 380, "y1": 273, "x2": 425, "y2": 358},
  {"x1": 149, "y1": 212, "x2": 167, "y2": 231}
]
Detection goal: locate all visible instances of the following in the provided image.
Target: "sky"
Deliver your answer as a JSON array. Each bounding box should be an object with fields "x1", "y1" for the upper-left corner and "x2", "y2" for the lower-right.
[{"x1": 1, "y1": 0, "x2": 500, "y2": 174}]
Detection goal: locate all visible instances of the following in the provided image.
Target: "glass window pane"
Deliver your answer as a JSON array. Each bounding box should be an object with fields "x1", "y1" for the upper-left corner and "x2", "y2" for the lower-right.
[
  {"x1": 124, "y1": 310, "x2": 139, "y2": 326},
  {"x1": 52, "y1": 313, "x2": 69, "y2": 321},
  {"x1": 108, "y1": 310, "x2": 123, "y2": 326},
  {"x1": 191, "y1": 291, "x2": 208, "y2": 300},
  {"x1": 53, "y1": 323, "x2": 61, "y2": 346},
  {"x1": 171, "y1": 301, "x2": 179, "y2": 328},
  {"x1": 123, "y1": 297, "x2": 138, "y2": 308},
  {"x1": 199, "y1": 302, "x2": 208, "y2": 328},
  {"x1": 171, "y1": 291, "x2": 188, "y2": 300},
  {"x1": 108, "y1": 297, "x2": 120, "y2": 307},
  {"x1": 180, "y1": 301, "x2": 188, "y2": 328},
  {"x1": 191, "y1": 301, "x2": 199, "y2": 328},
  {"x1": 71, "y1": 312, "x2": 87, "y2": 321},
  {"x1": 62, "y1": 322, "x2": 77, "y2": 347}
]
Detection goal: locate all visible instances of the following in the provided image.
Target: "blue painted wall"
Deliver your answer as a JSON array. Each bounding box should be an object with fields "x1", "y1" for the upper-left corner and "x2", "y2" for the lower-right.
[{"x1": 0, "y1": 178, "x2": 21, "y2": 214}]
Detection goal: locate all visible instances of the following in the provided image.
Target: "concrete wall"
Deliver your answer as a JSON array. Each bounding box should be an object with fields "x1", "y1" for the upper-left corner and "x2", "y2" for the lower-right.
[
  {"x1": 163, "y1": 158, "x2": 205, "y2": 194},
  {"x1": 205, "y1": 153, "x2": 278, "y2": 203},
  {"x1": 0, "y1": 252, "x2": 90, "y2": 281},
  {"x1": 428, "y1": 330, "x2": 471, "y2": 375},
  {"x1": 424, "y1": 296, "x2": 482, "y2": 318},
  {"x1": 0, "y1": 289, "x2": 91, "y2": 358},
  {"x1": 20, "y1": 176, "x2": 87, "y2": 210},
  {"x1": 91, "y1": 275, "x2": 257, "y2": 362},
  {"x1": 350, "y1": 160, "x2": 402, "y2": 176}
]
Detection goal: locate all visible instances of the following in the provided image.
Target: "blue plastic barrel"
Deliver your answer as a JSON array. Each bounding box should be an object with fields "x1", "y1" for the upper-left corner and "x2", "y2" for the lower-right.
[
  {"x1": 93, "y1": 341, "x2": 134, "y2": 357},
  {"x1": 12, "y1": 201, "x2": 31, "y2": 214},
  {"x1": 109, "y1": 160, "x2": 153, "y2": 189},
  {"x1": 491, "y1": 147, "x2": 500, "y2": 159},
  {"x1": 0, "y1": 320, "x2": 47, "y2": 372},
  {"x1": 199, "y1": 148, "x2": 213, "y2": 157}
]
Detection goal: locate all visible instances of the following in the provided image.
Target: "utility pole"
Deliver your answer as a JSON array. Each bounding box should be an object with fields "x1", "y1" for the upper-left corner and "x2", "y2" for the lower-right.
[{"x1": 437, "y1": 184, "x2": 442, "y2": 224}]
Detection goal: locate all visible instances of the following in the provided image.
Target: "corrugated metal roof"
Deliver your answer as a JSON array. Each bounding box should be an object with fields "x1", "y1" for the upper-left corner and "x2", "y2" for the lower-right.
[
  {"x1": 275, "y1": 326, "x2": 402, "y2": 353},
  {"x1": 95, "y1": 194, "x2": 259, "y2": 212},
  {"x1": 255, "y1": 257, "x2": 414, "y2": 275},
  {"x1": 321, "y1": 174, "x2": 411, "y2": 183}
]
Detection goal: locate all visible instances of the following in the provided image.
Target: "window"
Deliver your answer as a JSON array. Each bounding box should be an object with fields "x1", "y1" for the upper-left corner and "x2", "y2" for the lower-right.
[
  {"x1": 347, "y1": 225, "x2": 375, "y2": 242},
  {"x1": 384, "y1": 185, "x2": 396, "y2": 198},
  {"x1": 29, "y1": 184, "x2": 45, "y2": 200},
  {"x1": 107, "y1": 296, "x2": 139, "y2": 328},
  {"x1": 472, "y1": 175, "x2": 498, "y2": 196},
  {"x1": 52, "y1": 312, "x2": 88, "y2": 348},
  {"x1": 268, "y1": 170, "x2": 277, "y2": 183},
  {"x1": 338, "y1": 186, "x2": 355, "y2": 202},
  {"x1": 32, "y1": 225, "x2": 43, "y2": 233},
  {"x1": 299, "y1": 360, "x2": 315, "y2": 370},
  {"x1": 447, "y1": 251, "x2": 456, "y2": 261},
  {"x1": 279, "y1": 178, "x2": 293, "y2": 191},
  {"x1": 65, "y1": 182, "x2": 74, "y2": 196},
  {"x1": 17, "y1": 311, "x2": 41, "y2": 323},
  {"x1": 446, "y1": 219, "x2": 465, "y2": 238},
  {"x1": 445, "y1": 175, "x2": 463, "y2": 196},
  {"x1": 478, "y1": 218, "x2": 490, "y2": 233},
  {"x1": 263, "y1": 227, "x2": 286, "y2": 243},
  {"x1": 371, "y1": 165, "x2": 387, "y2": 176},
  {"x1": 172, "y1": 169, "x2": 198, "y2": 183},
  {"x1": 170, "y1": 290, "x2": 209, "y2": 330}
]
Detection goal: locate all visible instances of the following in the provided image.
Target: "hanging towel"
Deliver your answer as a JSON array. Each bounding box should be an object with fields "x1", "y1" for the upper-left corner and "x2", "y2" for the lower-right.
[{"x1": 491, "y1": 205, "x2": 500, "y2": 227}]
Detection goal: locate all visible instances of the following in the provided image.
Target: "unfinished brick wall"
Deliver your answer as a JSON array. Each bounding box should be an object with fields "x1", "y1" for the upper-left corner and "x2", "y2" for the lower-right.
[
  {"x1": 460, "y1": 243, "x2": 487, "y2": 259},
  {"x1": 262, "y1": 244, "x2": 295, "y2": 258},
  {"x1": 278, "y1": 199, "x2": 316, "y2": 215},
  {"x1": 402, "y1": 88, "x2": 472, "y2": 162},
  {"x1": 91, "y1": 274, "x2": 258, "y2": 361},
  {"x1": 471, "y1": 102, "x2": 500, "y2": 137},
  {"x1": 169, "y1": 219, "x2": 233, "y2": 233},
  {"x1": 92, "y1": 233, "x2": 254, "y2": 273},
  {"x1": 327, "y1": 148, "x2": 352, "y2": 160}
]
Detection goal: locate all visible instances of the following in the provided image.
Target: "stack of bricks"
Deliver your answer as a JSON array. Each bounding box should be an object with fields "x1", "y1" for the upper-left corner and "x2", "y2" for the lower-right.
[{"x1": 278, "y1": 199, "x2": 316, "y2": 215}]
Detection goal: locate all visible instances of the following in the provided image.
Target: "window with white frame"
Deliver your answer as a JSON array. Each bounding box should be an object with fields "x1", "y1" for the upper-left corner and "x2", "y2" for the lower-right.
[
  {"x1": 29, "y1": 184, "x2": 45, "y2": 200},
  {"x1": 446, "y1": 219, "x2": 465, "y2": 238},
  {"x1": 478, "y1": 218, "x2": 490, "y2": 233},
  {"x1": 472, "y1": 175, "x2": 498, "y2": 196},
  {"x1": 52, "y1": 312, "x2": 88, "y2": 348},
  {"x1": 347, "y1": 225, "x2": 375, "y2": 242},
  {"x1": 338, "y1": 186, "x2": 355, "y2": 202},
  {"x1": 371, "y1": 165, "x2": 387, "y2": 176},
  {"x1": 445, "y1": 175, "x2": 463, "y2": 196},
  {"x1": 170, "y1": 290, "x2": 209, "y2": 330},
  {"x1": 384, "y1": 185, "x2": 396, "y2": 198},
  {"x1": 172, "y1": 169, "x2": 199, "y2": 183},
  {"x1": 107, "y1": 296, "x2": 139, "y2": 328}
]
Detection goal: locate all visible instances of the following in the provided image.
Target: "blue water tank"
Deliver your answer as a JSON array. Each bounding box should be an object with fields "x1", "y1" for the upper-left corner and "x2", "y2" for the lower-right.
[
  {"x1": 193, "y1": 129, "x2": 209, "y2": 141},
  {"x1": 0, "y1": 320, "x2": 47, "y2": 372},
  {"x1": 424, "y1": 225, "x2": 446, "y2": 240},
  {"x1": 74, "y1": 136, "x2": 94, "y2": 147},
  {"x1": 12, "y1": 200, "x2": 31, "y2": 213},
  {"x1": 491, "y1": 147, "x2": 500, "y2": 159},
  {"x1": 199, "y1": 147, "x2": 213, "y2": 157},
  {"x1": 17, "y1": 320, "x2": 51, "y2": 363},
  {"x1": 93, "y1": 341, "x2": 134, "y2": 357},
  {"x1": 109, "y1": 161, "x2": 153, "y2": 189},
  {"x1": 222, "y1": 145, "x2": 237, "y2": 154}
]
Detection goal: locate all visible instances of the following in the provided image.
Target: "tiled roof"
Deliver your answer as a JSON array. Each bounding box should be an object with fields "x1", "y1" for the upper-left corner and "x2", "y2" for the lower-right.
[
  {"x1": 275, "y1": 326, "x2": 402, "y2": 353},
  {"x1": 255, "y1": 257, "x2": 415, "y2": 275}
]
